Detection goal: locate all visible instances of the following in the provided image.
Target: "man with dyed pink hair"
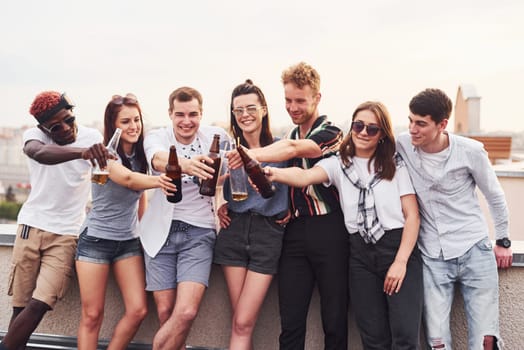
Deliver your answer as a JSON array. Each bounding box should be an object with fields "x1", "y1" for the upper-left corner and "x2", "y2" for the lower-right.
[{"x1": 0, "y1": 91, "x2": 111, "y2": 350}]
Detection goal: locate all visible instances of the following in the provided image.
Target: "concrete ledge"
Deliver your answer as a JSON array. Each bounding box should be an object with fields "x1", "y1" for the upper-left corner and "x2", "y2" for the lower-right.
[
  {"x1": 1, "y1": 227, "x2": 524, "y2": 348},
  {"x1": 1, "y1": 231, "x2": 523, "y2": 265}
]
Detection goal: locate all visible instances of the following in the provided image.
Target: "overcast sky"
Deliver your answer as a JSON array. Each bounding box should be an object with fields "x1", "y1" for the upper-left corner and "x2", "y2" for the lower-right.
[{"x1": 2, "y1": 0, "x2": 524, "y2": 133}]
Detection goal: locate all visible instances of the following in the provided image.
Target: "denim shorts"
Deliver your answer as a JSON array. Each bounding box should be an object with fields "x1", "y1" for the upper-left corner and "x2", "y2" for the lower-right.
[
  {"x1": 144, "y1": 220, "x2": 216, "y2": 291},
  {"x1": 214, "y1": 211, "x2": 285, "y2": 275},
  {"x1": 75, "y1": 228, "x2": 143, "y2": 264},
  {"x1": 422, "y1": 237, "x2": 500, "y2": 349}
]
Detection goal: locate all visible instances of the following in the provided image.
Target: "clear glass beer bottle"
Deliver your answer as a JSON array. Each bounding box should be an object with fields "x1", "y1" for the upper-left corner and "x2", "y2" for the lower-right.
[{"x1": 92, "y1": 128, "x2": 122, "y2": 185}]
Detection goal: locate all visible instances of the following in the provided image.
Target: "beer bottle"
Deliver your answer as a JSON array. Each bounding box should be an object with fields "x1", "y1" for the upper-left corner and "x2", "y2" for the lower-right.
[
  {"x1": 236, "y1": 144, "x2": 275, "y2": 198},
  {"x1": 106, "y1": 128, "x2": 122, "y2": 156},
  {"x1": 166, "y1": 145, "x2": 183, "y2": 203},
  {"x1": 92, "y1": 128, "x2": 122, "y2": 185},
  {"x1": 199, "y1": 134, "x2": 222, "y2": 196}
]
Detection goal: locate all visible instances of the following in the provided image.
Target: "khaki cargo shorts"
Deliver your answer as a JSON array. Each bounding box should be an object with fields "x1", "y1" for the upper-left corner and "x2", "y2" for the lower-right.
[{"x1": 8, "y1": 224, "x2": 77, "y2": 309}]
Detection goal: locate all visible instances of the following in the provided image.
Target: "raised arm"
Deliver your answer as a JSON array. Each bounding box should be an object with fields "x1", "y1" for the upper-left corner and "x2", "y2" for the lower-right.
[
  {"x1": 227, "y1": 139, "x2": 322, "y2": 170},
  {"x1": 150, "y1": 150, "x2": 168, "y2": 173},
  {"x1": 254, "y1": 139, "x2": 322, "y2": 162},
  {"x1": 24, "y1": 140, "x2": 111, "y2": 167},
  {"x1": 107, "y1": 161, "x2": 175, "y2": 192},
  {"x1": 264, "y1": 165, "x2": 328, "y2": 188},
  {"x1": 151, "y1": 151, "x2": 218, "y2": 181}
]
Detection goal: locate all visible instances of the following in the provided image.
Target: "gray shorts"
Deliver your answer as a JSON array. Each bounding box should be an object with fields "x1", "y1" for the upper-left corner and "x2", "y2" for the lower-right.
[
  {"x1": 144, "y1": 220, "x2": 216, "y2": 291},
  {"x1": 214, "y1": 211, "x2": 285, "y2": 274}
]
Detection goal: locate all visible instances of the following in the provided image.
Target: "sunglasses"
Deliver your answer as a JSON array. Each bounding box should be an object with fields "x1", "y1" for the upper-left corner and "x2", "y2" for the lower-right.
[
  {"x1": 40, "y1": 116, "x2": 76, "y2": 134},
  {"x1": 232, "y1": 105, "x2": 264, "y2": 117},
  {"x1": 111, "y1": 93, "x2": 138, "y2": 105},
  {"x1": 351, "y1": 120, "x2": 381, "y2": 137}
]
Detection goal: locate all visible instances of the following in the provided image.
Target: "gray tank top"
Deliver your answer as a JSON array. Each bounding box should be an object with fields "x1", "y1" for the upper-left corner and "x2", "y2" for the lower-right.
[{"x1": 82, "y1": 154, "x2": 143, "y2": 240}]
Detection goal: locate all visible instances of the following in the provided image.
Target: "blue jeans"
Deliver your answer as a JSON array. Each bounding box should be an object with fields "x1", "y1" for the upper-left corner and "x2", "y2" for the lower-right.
[
  {"x1": 76, "y1": 229, "x2": 142, "y2": 264},
  {"x1": 422, "y1": 237, "x2": 501, "y2": 349}
]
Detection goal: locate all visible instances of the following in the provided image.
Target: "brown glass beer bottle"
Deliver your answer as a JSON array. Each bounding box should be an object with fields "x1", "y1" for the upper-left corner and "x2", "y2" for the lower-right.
[
  {"x1": 236, "y1": 144, "x2": 275, "y2": 198},
  {"x1": 166, "y1": 145, "x2": 183, "y2": 203},
  {"x1": 199, "y1": 134, "x2": 222, "y2": 196}
]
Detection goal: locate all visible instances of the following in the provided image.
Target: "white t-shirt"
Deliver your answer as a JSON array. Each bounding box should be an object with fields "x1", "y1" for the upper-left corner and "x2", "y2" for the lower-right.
[
  {"x1": 17, "y1": 125, "x2": 103, "y2": 235},
  {"x1": 140, "y1": 124, "x2": 231, "y2": 258},
  {"x1": 317, "y1": 155, "x2": 415, "y2": 233},
  {"x1": 418, "y1": 147, "x2": 450, "y2": 180}
]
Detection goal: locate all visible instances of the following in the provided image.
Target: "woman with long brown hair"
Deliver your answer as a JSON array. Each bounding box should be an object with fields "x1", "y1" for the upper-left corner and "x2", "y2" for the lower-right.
[
  {"x1": 75, "y1": 94, "x2": 175, "y2": 350},
  {"x1": 265, "y1": 101, "x2": 423, "y2": 349},
  {"x1": 214, "y1": 80, "x2": 289, "y2": 350}
]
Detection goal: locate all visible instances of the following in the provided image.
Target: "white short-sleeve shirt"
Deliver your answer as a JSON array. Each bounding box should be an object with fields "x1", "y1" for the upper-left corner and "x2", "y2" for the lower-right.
[
  {"x1": 316, "y1": 155, "x2": 414, "y2": 233},
  {"x1": 17, "y1": 125, "x2": 103, "y2": 235}
]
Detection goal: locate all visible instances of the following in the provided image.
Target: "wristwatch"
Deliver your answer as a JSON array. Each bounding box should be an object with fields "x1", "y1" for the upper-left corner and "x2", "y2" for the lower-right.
[{"x1": 495, "y1": 237, "x2": 511, "y2": 248}]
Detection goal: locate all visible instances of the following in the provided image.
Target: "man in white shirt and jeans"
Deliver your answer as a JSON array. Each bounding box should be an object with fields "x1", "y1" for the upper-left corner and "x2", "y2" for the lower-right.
[{"x1": 397, "y1": 88, "x2": 513, "y2": 350}]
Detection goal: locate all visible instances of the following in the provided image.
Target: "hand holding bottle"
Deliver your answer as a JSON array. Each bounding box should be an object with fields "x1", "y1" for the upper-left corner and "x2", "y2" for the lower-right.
[
  {"x1": 92, "y1": 128, "x2": 122, "y2": 185},
  {"x1": 199, "y1": 134, "x2": 222, "y2": 196},
  {"x1": 158, "y1": 173, "x2": 179, "y2": 198},
  {"x1": 82, "y1": 142, "x2": 115, "y2": 168},
  {"x1": 166, "y1": 145, "x2": 183, "y2": 203},
  {"x1": 236, "y1": 144, "x2": 275, "y2": 198}
]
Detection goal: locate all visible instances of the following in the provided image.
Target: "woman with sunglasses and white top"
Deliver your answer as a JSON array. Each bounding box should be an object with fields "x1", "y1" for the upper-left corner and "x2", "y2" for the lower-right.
[
  {"x1": 265, "y1": 101, "x2": 423, "y2": 349},
  {"x1": 75, "y1": 94, "x2": 175, "y2": 350}
]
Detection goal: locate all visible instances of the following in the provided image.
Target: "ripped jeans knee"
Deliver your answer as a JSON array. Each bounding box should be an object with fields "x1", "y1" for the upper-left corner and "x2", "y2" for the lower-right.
[{"x1": 429, "y1": 337, "x2": 447, "y2": 349}]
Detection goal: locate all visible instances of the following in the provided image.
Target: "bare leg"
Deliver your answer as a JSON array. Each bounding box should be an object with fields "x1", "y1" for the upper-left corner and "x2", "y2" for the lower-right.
[
  {"x1": 4, "y1": 307, "x2": 25, "y2": 350},
  {"x1": 152, "y1": 281, "x2": 206, "y2": 350},
  {"x1": 483, "y1": 335, "x2": 495, "y2": 350},
  {"x1": 222, "y1": 266, "x2": 248, "y2": 314},
  {"x1": 76, "y1": 260, "x2": 110, "y2": 350},
  {"x1": 152, "y1": 289, "x2": 176, "y2": 326},
  {"x1": 7, "y1": 307, "x2": 24, "y2": 330},
  {"x1": 1, "y1": 298, "x2": 50, "y2": 349},
  {"x1": 107, "y1": 256, "x2": 148, "y2": 350},
  {"x1": 223, "y1": 267, "x2": 273, "y2": 350}
]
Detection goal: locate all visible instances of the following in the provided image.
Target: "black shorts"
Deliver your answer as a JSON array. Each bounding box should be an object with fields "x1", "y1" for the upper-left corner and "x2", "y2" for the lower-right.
[{"x1": 214, "y1": 211, "x2": 285, "y2": 274}]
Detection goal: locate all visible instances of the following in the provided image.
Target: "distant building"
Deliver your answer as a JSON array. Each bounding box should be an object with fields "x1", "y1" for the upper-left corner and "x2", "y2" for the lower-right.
[
  {"x1": 454, "y1": 85, "x2": 512, "y2": 164},
  {"x1": 0, "y1": 127, "x2": 30, "y2": 188},
  {"x1": 454, "y1": 84, "x2": 481, "y2": 134}
]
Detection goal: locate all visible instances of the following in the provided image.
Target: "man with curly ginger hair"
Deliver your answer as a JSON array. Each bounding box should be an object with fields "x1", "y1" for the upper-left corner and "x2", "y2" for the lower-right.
[
  {"x1": 0, "y1": 91, "x2": 111, "y2": 350},
  {"x1": 229, "y1": 62, "x2": 349, "y2": 349}
]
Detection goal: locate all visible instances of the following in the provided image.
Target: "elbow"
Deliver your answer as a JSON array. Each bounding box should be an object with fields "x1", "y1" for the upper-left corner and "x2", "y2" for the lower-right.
[
  {"x1": 411, "y1": 212, "x2": 421, "y2": 228},
  {"x1": 120, "y1": 174, "x2": 139, "y2": 190},
  {"x1": 404, "y1": 213, "x2": 420, "y2": 233},
  {"x1": 289, "y1": 141, "x2": 322, "y2": 159},
  {"x1": 31, "y1": 152, "x2": 58, "y2": 165}
]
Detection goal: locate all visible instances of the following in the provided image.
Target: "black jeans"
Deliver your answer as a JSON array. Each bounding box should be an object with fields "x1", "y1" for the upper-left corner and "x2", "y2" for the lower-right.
[
  {"x1": 349, "y1": 229, "x2": 423, "y2": 350},
  {"x1": 278, "y1": 210, "x2": 350, "y2": 350}
]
